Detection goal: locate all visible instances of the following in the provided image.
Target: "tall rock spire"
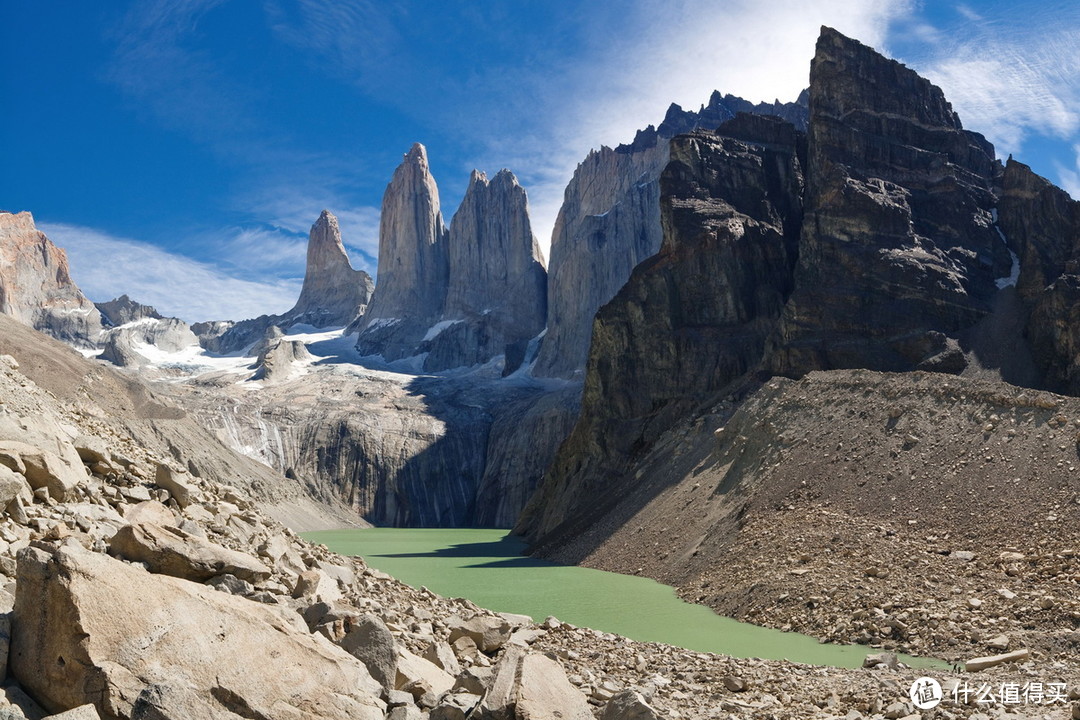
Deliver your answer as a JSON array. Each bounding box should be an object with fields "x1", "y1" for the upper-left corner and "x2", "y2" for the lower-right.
[
  {"x1": 288, "y1": 209, "x2": 373, "y2": 327},
  {"x1": 362, "y1": 143, "x2": 449, "y2": 327},
  {"x1": 443, "y1": 169, "x2": 546, "y2": 341}
]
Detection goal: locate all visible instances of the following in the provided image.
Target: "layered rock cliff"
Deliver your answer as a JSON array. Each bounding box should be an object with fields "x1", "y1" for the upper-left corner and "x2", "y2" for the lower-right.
[
  {"x1": 517, "y1": 27, "x2": 1056, "y2": 548},
  {"x1": 0, "y1": 211, "x2": 102, "y2": 346},
  {"x1": 532, "y1": 93, "x2": 809, "y2": 379},
  {"x1": 519, "y1": 114, "x2": 805, "y2": 539},
  {"x1": 768, "y1": 28, "x2": 1006, "y2": 375}
]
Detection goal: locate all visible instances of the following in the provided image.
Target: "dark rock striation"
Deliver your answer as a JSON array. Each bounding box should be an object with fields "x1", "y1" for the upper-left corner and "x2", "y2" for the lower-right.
[
  {"x1": 768, "y1": 27, "x2": 1006, "y2": 376},
  {"x1": 519, "y1": 114, "x2": 805, "y2": 540},
  {"x1": 533, "y1": 92, "x2": 809, "y2": 379}
]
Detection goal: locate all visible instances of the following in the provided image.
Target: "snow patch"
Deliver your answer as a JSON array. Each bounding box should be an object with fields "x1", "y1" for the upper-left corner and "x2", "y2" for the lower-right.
[
  {"x1": 422, "y1": 319, "x2": 462, "y2": 342},
  {"x1": 991, "y1": 209, "x2": 1021, "y2": 289}
]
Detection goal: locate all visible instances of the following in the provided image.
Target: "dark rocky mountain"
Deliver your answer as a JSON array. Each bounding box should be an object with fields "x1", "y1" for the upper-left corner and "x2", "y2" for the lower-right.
[
  {"x1": 516, "y1": 27, "x2": 1073, "y2": 549},
  {"x1": 532, "y1": 91, "x2": 809, "y2": 379},
  {"x1": 95, "y1": 294, "x2": 163, "y2": 327}
]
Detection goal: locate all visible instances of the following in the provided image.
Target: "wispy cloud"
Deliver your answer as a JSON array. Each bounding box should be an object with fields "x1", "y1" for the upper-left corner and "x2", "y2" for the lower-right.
[
  {"x1": 1057, "y1": 144, "x2": 1080, "y2": 200},
  {"x1": 905, "y1": 3, "x2": 1080, "y2": 156},
  {"x1": 40, "y1": 222, "x2": 301, "y2": 323}
]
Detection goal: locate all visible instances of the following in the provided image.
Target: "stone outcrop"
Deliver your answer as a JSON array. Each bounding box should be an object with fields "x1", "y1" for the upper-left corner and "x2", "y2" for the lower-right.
[
  {"x1": 430, "y1": 170, "x2": 547, "y2": 371},
  {"x1": 519, "y1": 114, "x2": 804, "y2": 540},
  {"x1": 191, "y1": 211, "x2": 372, "y2": 356},
  {"x1": 0, "y1": 212, "x2": 102, "y2": 347},
  {"x1": 287, "y1": 209, "x2": 374, "y2": 328},
  {"x1": 95, "y1": 295, "x2": 163, "y2": 328},
  {"x1": 12, "y1": 544, "x2": 384, "y2": 719},
  {"x1": 532, "y1": 93, "x2": 809, "y2": 379},
  {"x1": 98, "y1": 317, "x2": 199, "y2": 367},
  {"x1": 107, "y1": 521, "x2": 272, "y2": 582},
  {"x1": 767, "y1": 27, "x2": 1006, "y2": 375}
]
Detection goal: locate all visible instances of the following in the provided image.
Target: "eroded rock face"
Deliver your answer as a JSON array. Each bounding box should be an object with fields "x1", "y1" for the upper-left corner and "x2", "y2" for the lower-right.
[
  {"x1": 98, "y1": 318, "x2": 199, "y2": 368},
  {"x1": 533, "y1": 93, "x2": 809, "y2": 379},
  {"x1": 95, "y1": 295, "x2": 163, "y2": 328},
  {"x1": 288, "y1": 210, "x2": 374, "y2": 328},
  {"x1": 11, "y1": 544, "x2": 384, "y2": 719},
  {"x1": 0, "y1": 212, "x2": 102, "y2": 347},
  {"x1": 768, "y1": 27, "x2": 1005, "y2": 375},
  {"x1": 519, "y1": 115, "x2": 804, "y2": 541},
  {"x1": 998, "y1": 158, "x2": 1080, "y2": 393},
  {"x1": 430, "y1": 170, "x2": 547, "y2": 371}
]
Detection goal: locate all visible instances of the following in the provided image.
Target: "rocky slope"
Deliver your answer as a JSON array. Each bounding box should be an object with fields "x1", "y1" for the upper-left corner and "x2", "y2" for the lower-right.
[
  {"x1": 1, "y1": 309, "x2": 1076, "y2": 720},
  {"x1": 532, "y1": 93, "x2": 808, "y2": 379},
  {"x1": 0, "y1": 211, "x2": 102, "y2": 347},
  {"x1": 355, "y1": 146, "x2": 548, "y2": 374}
]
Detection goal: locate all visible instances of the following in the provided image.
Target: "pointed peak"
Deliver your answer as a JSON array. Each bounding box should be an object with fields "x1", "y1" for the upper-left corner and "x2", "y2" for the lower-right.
[
  {"x1": 492, "y1": 168, "x2": 520, "y2": 188},
  {"x1": 405, "y1": 142, "x2": 428, "y2": 164},
  {"x1": 469, "y1": 169, "x2": 488, "y2": 186}
]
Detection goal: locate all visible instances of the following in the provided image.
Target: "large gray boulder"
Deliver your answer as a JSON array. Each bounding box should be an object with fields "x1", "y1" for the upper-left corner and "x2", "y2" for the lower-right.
[
  {"x1": 472, "y1": 646, "x2": 592, "y2": 720},
  {"x1": 11, "y1": 544, "x2": 384, "y2": 719},
  {"x1": 108, "y1": 521, "x2": 271, "y2": 583}
]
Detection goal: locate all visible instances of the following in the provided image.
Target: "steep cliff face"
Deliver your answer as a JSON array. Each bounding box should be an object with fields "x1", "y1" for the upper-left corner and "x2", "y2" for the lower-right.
[
  {"x1": 768, "y1": 27, "x2": 1006, "y2": 375},
  {"x1": 533, "y1": 93, "x2": 809, "y2": 379},
  {"x1": 289, "y1": 209, "x2": 374, "y2": 328},
  {"x1": 519, "y1": 115, "x2": 804, "y2": 541},
  {"x1": 0, "y1": 211, "x2": 102, "y2": 346},
  {"x1": 430, "y1": 170, "x2": 547, "y2": 371},
  {"x1": 355, "y1": 143, "x2": 451, "y2": 361},
  {"x1": 997, "y1": 159, "x2": 1080, "y2": 393}
]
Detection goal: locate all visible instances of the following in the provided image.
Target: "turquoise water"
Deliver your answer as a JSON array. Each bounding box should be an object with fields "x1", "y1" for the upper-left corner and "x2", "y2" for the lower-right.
[{"x1": 305, "y1": 528, "x2": 944, "y2": 670}]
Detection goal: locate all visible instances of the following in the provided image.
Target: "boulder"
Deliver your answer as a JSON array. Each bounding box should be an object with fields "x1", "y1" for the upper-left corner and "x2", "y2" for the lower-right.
[
  {"x1": 121, "y1": 500, "x2": 177, "y2": 527},
  {"x1": 0, "y1": 465, "x2": 31, "y2": 510},
  {"x1": 107, "y1": 522, "x2": 271, "y2": 583},
  {"x1": 292, "y1": 568, "x2": 342, "y2": 603},
  {"x1": 601, "y1": 690, "x2": 661, "y2": 720},
  {"x1": 153, "y1": 463, "x2": 197, "y2": 508},
  {"x1": 0, "y1": 441, "x2": 85, "y2": 502},
  {"x1": 423, "y1": 639, "x2": 461, "y2": 676},
  {"x1": 42, "y1": 705, "x2": 100, "y2": 720},
  {"x1": 472, "y1": 646, "x2": 591, "y2": 720},
  {"x1": 429, "y1": 692, "x2": 481, "y2": 720},
  {"x1": 448, "y1": 613, "x2": 513, "y2": 653},
  {"x1": 965, "y1": 648, "x2": 1031, "y2": 672},
  {"x1": 71, "y1": 436, "x2": 111, "y2": 468},
  {"x1": 395, "y1": 647, "x2": 455, "y2": 708},
  {"x1": 340, "y1": 614, "x2": 397, "y2": 693},
  {"x1": 11, "y1": 544, "x2": 384, "y2": 719}
]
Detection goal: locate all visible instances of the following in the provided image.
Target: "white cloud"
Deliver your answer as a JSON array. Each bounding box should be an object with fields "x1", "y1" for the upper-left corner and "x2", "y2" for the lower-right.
[
  {"x1": 1056, "y1": 144, "x2": 1080, "y2": 200},
  {"x1": 453, "y1": 0, "x2": 913, "y2": 257},
  {"x1": 909, "y1": 5, "x2": 1080, "y2": 158},
  {"x1": 39, "y1": 222, "x2": 301, "y2": 324}
]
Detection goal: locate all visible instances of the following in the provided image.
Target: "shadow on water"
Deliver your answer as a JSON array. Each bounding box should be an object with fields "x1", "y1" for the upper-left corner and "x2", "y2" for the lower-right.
[{"x1": 305, "y1": 527, "x2": 948, "y2": 670}]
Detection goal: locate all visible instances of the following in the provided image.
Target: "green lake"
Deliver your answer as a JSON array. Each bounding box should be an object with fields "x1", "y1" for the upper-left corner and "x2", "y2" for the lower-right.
[{"x1": 304, "y1": 528, "x2": 944, "y2": 670}]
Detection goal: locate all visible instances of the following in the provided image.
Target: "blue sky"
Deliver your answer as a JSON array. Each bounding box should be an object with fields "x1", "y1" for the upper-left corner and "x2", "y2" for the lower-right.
[{"x1": 2, "y1": 1, "x2": 1078, "y2": 322}]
